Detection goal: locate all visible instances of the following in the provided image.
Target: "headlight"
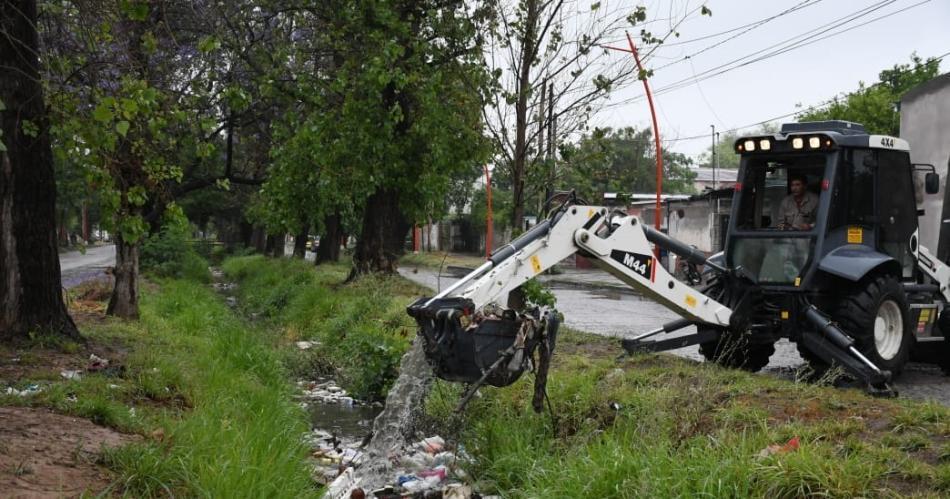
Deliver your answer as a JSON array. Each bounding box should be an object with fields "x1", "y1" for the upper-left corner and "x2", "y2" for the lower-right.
[
  {"x1": 808, "y1": 136, "x2": 821, "y2": 149},
  {"x1": 792, "y1": 137, "x2": 804, "y2": 149},
  {"x1": 743, "y1": 139, "x2": 756, "y2": 152},
  {"x1": 759, "y1": 139, "x2": 771, "y2": 151}
]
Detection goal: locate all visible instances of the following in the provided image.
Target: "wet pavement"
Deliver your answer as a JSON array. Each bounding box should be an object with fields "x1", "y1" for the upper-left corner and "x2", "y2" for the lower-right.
[
  {"x1": 399, "y1": 265, "x2": 950, "y2": 406},
  {"x1": 60, "y1": 245, "x2": 115, "y2": 289}
]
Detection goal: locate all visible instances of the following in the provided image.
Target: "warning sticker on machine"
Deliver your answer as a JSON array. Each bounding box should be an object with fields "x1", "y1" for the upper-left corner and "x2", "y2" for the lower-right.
[
  {"x1": 610, "y1": 250, "x2": 655, "y2": 281},
  {"x1": 530, "y1": 255, "x2": 542, "y2": 274},
  {"x1": 847, "y1": 227, "x2": 863, "y2": 244}
]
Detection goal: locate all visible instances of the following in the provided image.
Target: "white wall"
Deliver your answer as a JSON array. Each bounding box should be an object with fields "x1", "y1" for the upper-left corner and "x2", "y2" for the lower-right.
[{"x1": 901, "y1": 74, "x2": 950, "y2": 256}]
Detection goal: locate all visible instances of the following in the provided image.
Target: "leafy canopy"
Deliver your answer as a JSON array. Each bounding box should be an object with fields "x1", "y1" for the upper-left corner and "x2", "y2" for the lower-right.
[{"x1": 798, "y1": 54, "x2": 941, "y2": 136}]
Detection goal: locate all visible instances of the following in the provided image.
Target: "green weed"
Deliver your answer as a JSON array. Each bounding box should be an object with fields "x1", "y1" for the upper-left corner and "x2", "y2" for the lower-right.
[
  {"x1": 222, "y1": 256, "x2": 425, "y2": 400},
  {"x1": 76, "y1": 278, "x2": 316, "y2": 497}
]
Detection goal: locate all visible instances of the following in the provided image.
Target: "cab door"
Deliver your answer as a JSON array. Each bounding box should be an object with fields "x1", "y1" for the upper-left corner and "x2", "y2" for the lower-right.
[{"x1": 875, "y1": 149, "x2": 917, "y2": 279}]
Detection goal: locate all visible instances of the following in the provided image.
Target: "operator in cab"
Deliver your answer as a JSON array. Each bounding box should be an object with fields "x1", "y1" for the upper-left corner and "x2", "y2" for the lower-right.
[{"x1": 777, "y1": 173, "x2": 818, "y2": 230}]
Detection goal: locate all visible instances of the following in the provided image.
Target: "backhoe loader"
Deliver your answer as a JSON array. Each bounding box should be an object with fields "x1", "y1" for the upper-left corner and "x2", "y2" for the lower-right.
[{"x1": 407, "y1": 121, "x2": 950, "y2": 401}]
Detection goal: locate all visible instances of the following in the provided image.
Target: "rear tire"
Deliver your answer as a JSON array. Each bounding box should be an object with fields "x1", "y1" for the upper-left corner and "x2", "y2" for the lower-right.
[
  {"x1": 699, "y1": 327, "x2": 774, "y2": 372},
  {"x1": 806, "y1": 274, "x2": 914, "y2": 376}
]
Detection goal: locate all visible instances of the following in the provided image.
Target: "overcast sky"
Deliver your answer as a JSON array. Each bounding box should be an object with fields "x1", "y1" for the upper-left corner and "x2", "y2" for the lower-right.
[{"x1": 592, "y1": 0, "x2": 950, "y2": 164}]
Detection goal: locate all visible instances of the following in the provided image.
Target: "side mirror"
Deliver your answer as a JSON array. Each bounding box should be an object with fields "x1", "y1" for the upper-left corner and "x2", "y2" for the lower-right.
[{"x1": 926, "y1": 172, "x2": 940, "y2": 194}]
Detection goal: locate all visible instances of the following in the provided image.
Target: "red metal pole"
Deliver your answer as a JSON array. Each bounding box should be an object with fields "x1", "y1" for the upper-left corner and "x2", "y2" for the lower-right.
[
  {"x1": 484, "y1": 165, "x2": 493, "y2": 259},
  {"x1": 625, "y1": 32, "x2": 663, "y2": 237}
]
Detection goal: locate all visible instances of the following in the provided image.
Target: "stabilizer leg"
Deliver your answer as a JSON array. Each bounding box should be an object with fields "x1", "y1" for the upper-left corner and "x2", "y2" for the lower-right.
[
  {"x1": 619, "y1": 318, "x2": 708, "y2": 355},
  {"x1": 800, "y1": 305, "x2": 896, "y2": 397}
]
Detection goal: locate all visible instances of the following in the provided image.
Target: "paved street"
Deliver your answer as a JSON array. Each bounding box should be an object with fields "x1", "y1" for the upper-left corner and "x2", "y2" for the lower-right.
[{"x1": 59, "y1": 245, "x2": 115, "y2": 289}]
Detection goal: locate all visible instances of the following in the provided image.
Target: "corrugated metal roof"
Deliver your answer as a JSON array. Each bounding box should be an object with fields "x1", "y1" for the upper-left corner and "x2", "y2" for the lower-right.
[{"x1": 692, "y1": 167, "x2": 738, "y2": 182}]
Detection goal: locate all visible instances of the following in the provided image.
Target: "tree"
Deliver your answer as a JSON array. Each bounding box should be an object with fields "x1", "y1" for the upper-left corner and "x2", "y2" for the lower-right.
[
  {"x1": 797, "y1": 54, "x2": 941, "y2": 135},
  {"x1": 483, "y1": 2, "x2": 693, "y2": 230},
  {"x1": 557, "y1": 127, "x2": 696, "y2": 202},
  {"x1": 697, "y1": 124, "x2": 778, "y2": 172},
  {"x1": 42, "y1": 0, "x2": 249, "y2": 317},
  {"x1": 0, "y1": 0, "x2": 78, "y2": 340},
  {"x1": 253, "y1": 0, "x2": 490, "y2": 276}
]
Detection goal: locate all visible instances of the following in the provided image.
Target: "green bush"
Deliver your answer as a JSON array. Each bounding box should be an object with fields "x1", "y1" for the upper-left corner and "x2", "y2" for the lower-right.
[
  {"x1": 141, "y1": 221, "x2": 209, "y2": 282},
  {"x1": 222, "y1": 256, "x2": 426, "y2": 400}
]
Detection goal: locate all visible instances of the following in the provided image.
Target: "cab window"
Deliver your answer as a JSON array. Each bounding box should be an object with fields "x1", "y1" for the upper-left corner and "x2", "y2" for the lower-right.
[{"x1": 735, "y1": 154, "x2": 826, "y2": 231}]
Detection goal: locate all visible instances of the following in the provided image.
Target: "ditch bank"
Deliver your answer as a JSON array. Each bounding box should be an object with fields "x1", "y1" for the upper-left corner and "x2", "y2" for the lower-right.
[
  {"x1": 221, "y1": 257, "x2": 482, "y2": 497},
  {"x1": 224, "y1": 256, "x2": 950, "y2": 498}
]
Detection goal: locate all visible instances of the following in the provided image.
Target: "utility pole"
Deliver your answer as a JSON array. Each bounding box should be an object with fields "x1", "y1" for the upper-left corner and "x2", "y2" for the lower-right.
[
  {"x1": 711, "y1": 124, "x2": 716, "y2": 191},
  {"x1": 484, "y1": 165, "x2": 493, "y2": 259},
  {"x1": 715, "y1": 131, "x2": 720, "y2": 190},
  {"x1": 548, "y1": 82, "x2": 555, "y2": 210}
]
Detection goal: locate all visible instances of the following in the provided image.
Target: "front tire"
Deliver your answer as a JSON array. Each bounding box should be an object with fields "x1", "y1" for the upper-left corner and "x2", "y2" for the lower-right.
[{"x1": 821, "y1": 274, "x2": 914, "y2": 376}]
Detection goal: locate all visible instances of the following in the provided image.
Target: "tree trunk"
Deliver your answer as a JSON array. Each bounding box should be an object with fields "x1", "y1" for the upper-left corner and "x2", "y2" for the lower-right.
[
  {"x1": 81, "y1": 203, "x2": 90, "y2": 243},
  {"x1": 266, "y1": 234, "x2": 285, "y2": 257},
  {"x1": 293, "y1": 226, "x2": 308, "y2": 259},
  {"x1": 264, "y1": 234, "x2": 276, "y2": 256},
  {"x1": 316, "y1": 211, "x2": 342, "y2": 265},
  {"x1": 106, "y1": 232, "x2": 139, "y2": 319},
  {"x1": 349, "y1": 188, "x2": 410, "y2": 278},
  {"x1": 58, "y1": 216, "x2": 68, "y2": 247},
  {"x1": 0, "y1": 0, "x2": 78, "y2": 340},
  {"x1": 239, "y1": 221, "x2": 254, "y2": 249},
  {"x1": 252, "y1": 226, "x2": 267, "y2": 253},
  {"x1": 510, "y1": 0, "x2": 540, "y2": 232}
]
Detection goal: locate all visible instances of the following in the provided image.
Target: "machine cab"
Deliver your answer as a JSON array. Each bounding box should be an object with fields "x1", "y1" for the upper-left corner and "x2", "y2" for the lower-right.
[{"x1": 727, "y1": 121, "x2": 921, "y2": 286}]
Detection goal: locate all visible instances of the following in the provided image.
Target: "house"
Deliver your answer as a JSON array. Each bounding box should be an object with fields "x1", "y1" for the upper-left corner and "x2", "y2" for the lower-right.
[
  {"x1": 638, "y1": 188, "x2": 734, "y2": 255},
  {"x1": 900, "y1": 72, "x2": 950, "y2": 260},
  {"x1": 691, "y1": 166, "x2": 738, "y2": 192}
]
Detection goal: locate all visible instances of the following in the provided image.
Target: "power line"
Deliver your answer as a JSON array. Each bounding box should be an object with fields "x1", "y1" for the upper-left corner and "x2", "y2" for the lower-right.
[
  {"x1": 654, "y1": 0, "x2": 931, "y2": 99},
  {"x1": 652, "y1": 0, "x2": 824, "y2": 48},
  {"x1": 603, "y1": 0, "x2": 928, "y2": 112},
  {"x1": 648, "y1": 0, "x2": 904, "y2": 97},
  {"x1": 650, "y1": 0, "x2": 825, "y2": 71},
  {"x1": 659, "y1": 49, "x2": 949, "y2": 145}
]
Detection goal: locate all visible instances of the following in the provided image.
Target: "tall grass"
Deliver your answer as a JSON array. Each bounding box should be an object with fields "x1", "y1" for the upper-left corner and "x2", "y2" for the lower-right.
[
  {"x1": 427, "y1": 350, "x2": 950, "y2": 498},
  {"x1": 222, "y1": 256, "x2": 428, "y2": 401},
  {"x1": 77, "y1": 279, "x2": 316, "y2": 497},
  {"x1": 216, "y1": 255, "x2": 950, "y2": 497}
]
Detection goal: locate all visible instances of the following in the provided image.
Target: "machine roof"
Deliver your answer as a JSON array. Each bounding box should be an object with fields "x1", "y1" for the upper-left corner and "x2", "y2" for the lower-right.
[{"x1": 739, "y1": 121, "x2": 909, "y2": 152}]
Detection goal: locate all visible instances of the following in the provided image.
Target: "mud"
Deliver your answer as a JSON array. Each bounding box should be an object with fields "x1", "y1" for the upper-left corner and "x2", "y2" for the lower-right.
[{"x1": 0, "y1": 407, "x2": 139, "y2": 498}]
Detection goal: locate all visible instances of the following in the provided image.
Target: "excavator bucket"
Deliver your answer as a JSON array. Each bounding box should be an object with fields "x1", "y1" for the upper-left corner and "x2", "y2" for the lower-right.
[{"x1": 407, "y1": 296, "x2": 558, "y2": 388}]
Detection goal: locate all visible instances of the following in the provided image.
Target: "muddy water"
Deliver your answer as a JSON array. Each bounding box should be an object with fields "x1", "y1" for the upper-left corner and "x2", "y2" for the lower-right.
[
  {"x1": 308, "y1": 403, "x2": 379, "y2": 439},
  {"x1": 399, "y1": 266, "x2": 950, "y2": 406},
  {"x1": 356, "y1": 341, "x2": 434, "y2": 491}
]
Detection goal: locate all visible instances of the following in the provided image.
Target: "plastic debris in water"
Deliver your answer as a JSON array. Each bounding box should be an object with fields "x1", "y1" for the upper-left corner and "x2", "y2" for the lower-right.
[
  {"x1": 88, "y1": 354, "x2": 110, "y2": 371},
  {"x1": 420, "y1": 435, "x2": 445, "y2": 454}
]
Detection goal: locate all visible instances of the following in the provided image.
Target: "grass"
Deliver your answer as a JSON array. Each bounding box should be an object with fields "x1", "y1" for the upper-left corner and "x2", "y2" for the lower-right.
[
  {"x1": 221, "y1": 254, "x2": 950, "y2": 497},
  {"x1": 18, "y1": 251, "x2": 945, "y2": 497},
  {"x1": 1, "y1": 273, "x2": 318, "y2": 497},
  {"x1": 422, "y1": 339, "x2": 950, "y2": 498},
  {"x1": 221, "y1": 255, "x2": 429, "y2": 401}
]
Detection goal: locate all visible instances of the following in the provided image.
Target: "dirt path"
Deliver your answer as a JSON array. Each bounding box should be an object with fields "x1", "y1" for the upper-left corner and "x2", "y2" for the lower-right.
[{"x1": 0, "y1": 407, "x2": 138, "y2": 498}]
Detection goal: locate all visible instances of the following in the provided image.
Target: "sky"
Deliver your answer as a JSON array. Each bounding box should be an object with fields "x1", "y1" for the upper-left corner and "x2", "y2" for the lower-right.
[{"x1": 592, "y1": 0, "x2": 950, "y2": 164}]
